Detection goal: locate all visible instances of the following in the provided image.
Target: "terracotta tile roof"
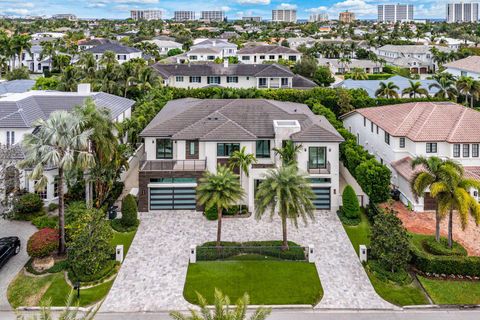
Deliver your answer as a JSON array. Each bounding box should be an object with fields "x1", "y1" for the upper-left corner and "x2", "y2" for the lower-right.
[
  {"x1": 344, "y1": 102, "x2": 480, "y2": 143},
  {"x1": 444, "y1": 56, "x2": 480, "y2": 74},
  {"x1": 391, "y1": 156, "x2": 424, "y2": 180},
  {"x1": 464, "y1": 166, "x2": 480, "y2": 182}
]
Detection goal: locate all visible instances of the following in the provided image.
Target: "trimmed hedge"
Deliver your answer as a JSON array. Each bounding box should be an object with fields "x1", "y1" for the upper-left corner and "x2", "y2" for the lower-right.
[
  {"x1": 111, "y1": 219, "x2": 138, "y2": 232},
  {"x1": 121, "y1": 194, "x2": 138, "y2": 228},
  {"x1": 367, "y1": 260, "x2": 412, "y2": 285},
  {"x1": 344, "y1": 73, "x2": 393, "y2": 80},
  {"x1": 204, "y1": 205, "x2": 248, "y2": 221},
  {"x1": 68, "y1": 260, "x2": 117, "y2": 283},
  {"x1": 197, "y1": 241, "x2": 306, "y2": 261},
  {"x1": 14, "y1": 193, "x2": 44, "y2": 220},
  {"x1": 423, "y1": 237, "x2": 467, "y2": 257},
  {"x1": 26, "y1": 228, "x2": 59, "y2": 258},
  {"x1": 342, "y1": 185, "x2": 360, "y2": 219}
]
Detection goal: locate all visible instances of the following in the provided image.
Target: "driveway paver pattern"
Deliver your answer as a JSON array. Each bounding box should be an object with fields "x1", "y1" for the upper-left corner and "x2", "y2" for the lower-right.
[{"x1": 101, "y1": 211, "x2": 393, "y2": 312}]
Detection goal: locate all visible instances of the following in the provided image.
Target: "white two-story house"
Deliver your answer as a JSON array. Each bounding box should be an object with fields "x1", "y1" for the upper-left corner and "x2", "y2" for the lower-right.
[
  {"x1": 183, "y1": 39, "x2": 238, "y2": 62},
  {"x1": 444, "y1": 56, "x2": 480, "y2": 80},
  {"x1": 341, "y1": 101, "x2": 480, "y2": 211},
  {"x1": 237, "y1": 45, "x2": 302, "y2": 65},
  {"x1": 83, "y1": 42, "x2": 143, "y2": 64},
  {"x1": 138, "y1": 98, "x2": 344, "y2": 213}
]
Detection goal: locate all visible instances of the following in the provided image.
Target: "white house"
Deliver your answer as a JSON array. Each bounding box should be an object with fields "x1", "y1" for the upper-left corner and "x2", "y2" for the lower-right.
[
  {"x1": 341, "y1": 102, "x2": 480, "y2": 211},
  {"x1": 318, "y1": 58, "x2": 383, "y2": 74},
  {"x1": 183, "y1": 39, "x2": 238, "y2": 62},
  {"x1": 145, "y1": 39, "x2": 182, "y2": 55},
  {"x1": 444, "y1": 56, "x2": 480, "y2": 80},
  {"x1": 237, "y1": 45, "x2": 302, "y2": 65},
  {"x1": 0, "y1": 84, "x2": 135, "y2": 203},
  {"x1": 138, "y1": 98, "x2": 344, "y2": 213},
  {"x1": 83, "y1": 43, "x2": 143, "y2": 64}
]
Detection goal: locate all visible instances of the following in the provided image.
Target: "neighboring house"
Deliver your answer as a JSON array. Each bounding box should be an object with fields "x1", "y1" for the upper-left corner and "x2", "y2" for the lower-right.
[
  {"x1": 335, "y1": 75, "x2": 439, "y2": 98},
  {"x1": 83, "y1": 43, "x2": 143, "y2": 64},
  {"x1": 443, "y1": 56, "x2": 480, "y2": 80},
  {"x1": 184, "y1": 39, "x2": 238, "y2": 62},
  {"x1": 0, "y1": 84, "x2": 135, "y2": 203},
  {"x1": 145, "y1": 39, "x2": 182, "y2": 55},
  {"x1": 237, "y1": 45, "x2": 302, "y2": 64},
  {"x1": 78, "y1": 38, "x2": 115, "y2": 51},
  {"x1": 152, "y1": 61, "x2": 317, "y2": 89},
  {"x1": 341, "y1": 102, "x2": 480, "y2": 211},
  {"x1": 376, "y1": 45, "x2": 452, "y2": 73},
  {"x1": 138, "y1": 98, "x2": 344, "y2": 212},
  {"x1": 287, "y1": 37, "x2": 317, "y2": 49},
  {"x1": 10, "y1": 44, "x2": 53, "y2": 73},
  {"x1": 318, "y1": 58, "x2": 383, "y2": 74},
  {"x1": 0, "y1": 80, "x2": 35, "y2": 98}
]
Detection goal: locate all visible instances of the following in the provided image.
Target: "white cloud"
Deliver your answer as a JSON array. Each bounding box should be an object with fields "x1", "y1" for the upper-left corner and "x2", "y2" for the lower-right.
[
  {"x1": 325, "y1": 0, "x2": 376, "y2": 17},
  {"x1": 221, "y1": 6, "x2": 232, "y2": 12},
  {"x1": 237, "y1": 0, "x2": 270, "y2": 4},
  {"x1": 1, "y1": 8, "x2": 30, "y2": 15},
  {"x1": 305, "y1": 6, "x2": 328, "y2": 13},
  {"x1": 277, "y1": 3, "x2": 297, "y2": 10}
]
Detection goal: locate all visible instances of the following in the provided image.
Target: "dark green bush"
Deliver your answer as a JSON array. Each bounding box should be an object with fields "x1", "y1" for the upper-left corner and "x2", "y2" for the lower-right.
[
  {"x1": 69, "y1": 260, "x2": 117, "y2": 283},
  {"x1": 14, "y1": 193, "x2": 44, "y2": 218},
  {"x1": 47, "y1": 260, "x2": 68, "y2": 273},
  {"x1": 342, "y1": 185, "x2": 360, "y2": 219},
  {"x1": 31, "y1": 215, "x2": 58, "y2": 229},
  {"x1": 204, "y1": 205, "x2": 248, "y2": 220},
  {"x1": 423, "y1": 237, "x2": 468, "y2": 257},
  {"x1": 48, "y1": 203, "x2": 59, "y2": 212},
  {"x1": 367, "y1": 260, "x2": 411, "y2": 285},
  {"x1": 121, "y1": 194, "x2": 138, "y2": 228},
  {"x1": 196, "y1": 241, "x2": 306, "y2": 261},
  {"x1": 344, "y1": 73, "x2": 393, "y2": 80},
  {"x1": 111, "y1": 219, "x2": 138, "y2": 232}
]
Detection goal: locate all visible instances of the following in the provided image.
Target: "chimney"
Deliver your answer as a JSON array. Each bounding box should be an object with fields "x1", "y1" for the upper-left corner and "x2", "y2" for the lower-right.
[
  {"x1": 77, "y1": 83, "x2": 91, "y2": 94},
  {"x1": 223, "y1": 59, "x2": 229, "y2": 68}
]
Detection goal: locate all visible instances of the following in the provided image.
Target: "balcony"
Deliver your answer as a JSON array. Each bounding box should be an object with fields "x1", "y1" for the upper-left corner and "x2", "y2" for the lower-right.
[
  {"x1": 308, "y1": 161, "x2": 331, "y2": 174},
  {"x1": 140, "y1": 159, "x2": 206, "y2": 172}
]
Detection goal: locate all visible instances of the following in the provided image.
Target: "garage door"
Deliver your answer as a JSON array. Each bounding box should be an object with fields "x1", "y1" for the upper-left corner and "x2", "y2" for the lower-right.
[
  {"x1": 312, "y1": 187, "x2": 331, "y2": 210},
  {"x1": 149, "y1": 187, "x2": 196, "y2": 210}
]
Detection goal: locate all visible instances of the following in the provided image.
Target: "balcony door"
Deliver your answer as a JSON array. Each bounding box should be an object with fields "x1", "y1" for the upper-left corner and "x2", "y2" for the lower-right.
[
  {"x1": 308, "y1": 147, "x2": 326, "y2": 169},
  {"x1": 156, "y1": 139, "x2": 173, "y2": 159}
]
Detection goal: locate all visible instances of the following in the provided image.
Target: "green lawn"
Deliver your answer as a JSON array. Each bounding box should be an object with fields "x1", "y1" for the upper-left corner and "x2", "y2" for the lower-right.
[
  {"x1": 8, "y1": 273, "x2": 58, "y2": 308},
  {"x1": 340, "y1": 210, "x2": 429, "y2": 306},
  {"x1": 111, "y1": 229, "x2": 137, "y2": 255},
  {"x1": 184, "y1": 260, "x2": 323, "y2": 305},
  {"x1": 418, "y1": 276, "x2": 480, "y2": 305}
]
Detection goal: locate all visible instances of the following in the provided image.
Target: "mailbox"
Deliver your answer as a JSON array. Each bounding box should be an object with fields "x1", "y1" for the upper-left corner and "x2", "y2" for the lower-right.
[
  {"x1": 116, "y1": 245, "x2": 124, "y2": 263},
  {"x1": 190, "y1": 246, "x2": 196, "y2": 263},
  {"x1": 359, "y1": 244, "x2": 367, "y2": 263},
  {"x1": 308, "y1": 244, "x2": 315, "y2": 263}
]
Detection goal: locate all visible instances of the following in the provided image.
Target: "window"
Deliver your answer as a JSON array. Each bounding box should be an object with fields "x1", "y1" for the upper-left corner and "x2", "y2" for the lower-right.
[
  {"x1": 426, "y1": 142, "x2": 437, "y2": 153},
  {"x1": 376, "y1": 125, "x2": 379, "y2": 134},
  {"x1": 281, "y1": 78, "x2": 289, "y2": 86},
  {"x1": 217, "y1": 143, "x2": 240, "y2": 157},
  {"x1": 207, "y1": 76, "x2": 221, "y2": 84},
  {"x1": 34, "y1": 181, "x2": 47, "y2": 200},
  {"x1": 241, "y1": 56, "x2": 250, "y2": 61},
  {"x1": 288, "y1": 55, "x2": 297, "y2": 61},
  {"x1": 269, "y1": 55, "x2": 275, "y2": 60},
  {"x1": 256, "y1": 140, "x2": 270, "y2": 158},
  {"x1": 175, "y1": 76, "x2": 184, "y2": 82},
  {"x1": 53, "y1": 176, "x2": 59, "y2": 198},
  {"x1": 207, "y1": 55, "x2": 215, "y2": 60},
  {"x1": 6, "y1": 131, "x2": 14, "y2": 146},
  {"x1": 370, "y1": 122, "x2": 373, "y2": 132},
  {"x1": 399, "y1": 137, "x2": 405, "y2": 148},
  {"x1": 227, "y1": 76, "x2": 238, "y2": 83},
  {"x1": 190, "y1": 55, "x2": 198, "y2": 60},
  {"x1": 473, "y1": 144, "x2": 479, "y2": 157},
  {"x1": 308, "y1": 147, "x2": 327, "y2": 169},
  {"x1": 453, "y1": 144, "x2": 460, "y2": 157},
  {"x1": 363, "y1": 117, "x2": 366, "y2": 127},
  {"x1": 189, "y1": 76, "x2": 201, "y2": 83},
  {"x1": 463, "y1": 144, "x2": 470, "y2": 157},
  {"x1": 156, "y1": 139, "x2": 173, "y2": 159},
  {"x1": 384, "y1": 132, "x2": 390, "y2": 145},
  {"x1": 258, "y1": 78, "x2": 267, "y2": 87},
  {"x1": 189, "y1": 141, "x2": 196, "y2": 156},
  {"x1": 259, "y1": 55, "x2": 265, "y2": 59}
]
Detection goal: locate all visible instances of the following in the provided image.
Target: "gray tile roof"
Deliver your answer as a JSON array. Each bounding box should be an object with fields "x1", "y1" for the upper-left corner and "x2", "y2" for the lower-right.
[
  {"x1": 0, "y1": 80, "x2": 35, "y2": 96},
  {"x1": 0, "y1": 91, "x2": 134, "y2": 128},
  {"x1": 141, "y1": 99, "x2": 344, "y2": 143},
  {"x1": 84, "y1": 42, "x2": 141, "y2": 54},
  {"x1": 237, "y1": 45, "x2": 300, "y2": 55}
]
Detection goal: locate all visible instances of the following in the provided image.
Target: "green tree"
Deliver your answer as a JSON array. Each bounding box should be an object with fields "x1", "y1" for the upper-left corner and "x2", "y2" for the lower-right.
[
  {"x1": 170, "y1": 289, "x2": 271, "y2": 320},
  {"x1": 121, "y1": 194, "x2": 138, "y2": 227},
  {"x1": 33, "y1": 77, "x2": 59, "y2": 90},
  {"x1": 457, "y1": 76, "x2": 480, "y2": 108},
  {"x1": 354, "y1": 159, "x2": 391, "y2": 204},
  {"x1": 229, "y1": 146, "x2": 257, "y2": 206},
  {"x1": 197, "y1": 165, "x2": 244, "y2": 247},
  {"x1": 429, "y1": 75, "x2": 458, "y2": 100},
  {"x1": 5, "y1": 67, "x2": 30, "y2": 80},
  {"x1": 349, "y1": 67, "x2": 368, "y2": 80},
  {"x1": 401, "y1": 80, "x2": 429, "y2": 98},
  {"x1": 167, "y1": 48, "x2": 183, "y2": 56},
  {"x1": 342, "y1": 185, "x2": 360, "y2": 219},
  {"x1": 255, "y1": 165, "x2": 315, "y2": 249},
  {"x1": 273, "y1": 140, "x2": 302, "y2": 166},
  {"x1": 411, "y1": 156, "x2": 463, "y2": 242},
  {"x1": 18, "y1": 111, "x2": 94, "y2": 254},
  {"x1": 375, "y1": 81, "x2": 400, "y2": 99},
  {"x1": 313, "y1": 66, "x2": 335, "y2": 87}
]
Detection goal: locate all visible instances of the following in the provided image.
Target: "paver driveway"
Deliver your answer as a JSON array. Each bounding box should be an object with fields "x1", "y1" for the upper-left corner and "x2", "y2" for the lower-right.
[
  {"x1": 0, "y1": 219, "x2": 37, "y2": 310},
  {"x1": 101, "y1": 211, "x2": 393, "y2": 312}
]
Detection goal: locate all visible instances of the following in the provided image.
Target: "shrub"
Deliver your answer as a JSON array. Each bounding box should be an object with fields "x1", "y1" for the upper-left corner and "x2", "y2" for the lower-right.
[
  {"x1": 48, "y1": 203, "x2": 59, "y2": 212},
  {"x1": 423, "y1": 237, "x2": 468, "y2": 257},
  {"x1": 342, "y1": 185, "x2": 360, "y2": 219},
  {"x1": 111, "y1": 219, "x2": 137, "y2": 232},
  {"x1": 47, "y1": 260, "x2": 68, "y2": 273},
  {"x1": 69, "y1": 260, "x2": 117, "y2": 283},
  {"x1": 5, "y1": 67, "x2": 30, "y2": 80},
  {"x1": 121, "y1": 194, "x2": 138, "y2": 228},
  {"x1": 31, "y1": 215, "x2": 57, "y2": 229},
  {"x1": 367, "y1": 260, "x2": 411, "y2": 285},
  {"x1": 27, "y1": 228, "x2": 59, "y2": 258},
  {"x1": 14, "y1": 193, "x2": 44, "y2": 218},
  {"x1": 204, "y1": 205, "x2": 248, "y2": 220}
]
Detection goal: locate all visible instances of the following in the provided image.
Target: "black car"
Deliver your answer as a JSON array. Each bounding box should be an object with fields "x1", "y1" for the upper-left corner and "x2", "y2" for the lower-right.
[{"x1": 0, "y1": 237, "x2": 20, "y2": 269}]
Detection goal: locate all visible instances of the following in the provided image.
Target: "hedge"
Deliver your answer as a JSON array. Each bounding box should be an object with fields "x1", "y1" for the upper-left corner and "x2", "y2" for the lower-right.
[
  {"x1": 196, "y1": 241, "x2": 306, "y2": 261},
  {"x1": 204, "y1": 205, "x2": 248, "y2": 220},
  {"x1": 68, "y1": 260, "x2": 117, "y2": 283},
  {"x1": 423, "y1": 237, "x2": 467, "y2": 257},
  {"x1": 344, "y1": 73, "x2": 393, "y2": 80},
  {"x1": 121, "y1": 194, "x2": 138, "y2": 228}
]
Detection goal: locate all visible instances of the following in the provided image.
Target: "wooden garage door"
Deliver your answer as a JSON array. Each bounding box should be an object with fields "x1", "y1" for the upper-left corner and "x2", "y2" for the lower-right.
[
  {"x1": 149, "y1": 187, "x2": 196, "y2": 210},
  {"x1": 312, "y1": 187, "x2": 331, "y2": 210},
  {"x1": 424, "y1": 192, "x2": 436, "y2": 211}
]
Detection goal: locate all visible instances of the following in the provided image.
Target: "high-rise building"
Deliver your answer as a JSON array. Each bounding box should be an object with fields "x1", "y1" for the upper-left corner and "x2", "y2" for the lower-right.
[
  {"x1": 201, "y1": 11, "x2": 225, "y2": 21},
  {"x1": 446, "y1": 2, "x2": 479, "y2": 23},
  {"x1": 242, "y1": 16, "x2": 262, "y2": 22},
  {"x1": 174, "y1": 11, "x2": 196, "y2": 21},
  {"x1": 377, "y1": 4, "x2": 414, "y2": 23},
  {"x1": 309, "y1": 13, "x2": 328, "y2": 22},
  {"x1": 338, "y1": 10, "x2": 355, "y2": 23},
  {"x1": 52, "y1": 14, "x2": 77, "y2": 21},
  {"x1": 272, "y1": 9, "x2": 297, "y2": 22},
  {"x1": 130, "y1": 10, "x2": 162, "y2": 21}
]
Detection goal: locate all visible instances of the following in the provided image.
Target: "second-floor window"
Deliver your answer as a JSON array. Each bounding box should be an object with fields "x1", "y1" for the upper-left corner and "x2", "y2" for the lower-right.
[
  {"x1": 399, "y1": 137, "x2": 405, "y2": 148},
  {"x1": 463, "y1": 144, "x2": 470, "y2": 157},
  {"x1": 207, "y1": 76, "x2": 220, "y2": 84},
  {"x1": 6, "y1": 131, "x2": 15, "y2": 146},
  {"x1": 227, "y1": 76, "x2": 238, "y2": 83},
  {"x1": 308, "y1": 147, "x2": 326, "y2": 169},
  {"x1": 156, "y1": 139, "x2": 173, "y2": 159},
  {"x1": 453, "y1": 144, "x2": 460, "y2": 157},
  {"x1": 217, "y1": 143, "x2": 240, "y2": 157},
  {"x1": 256, "y1": 140, "x2": 270, "y2": 158},
  {"x1": 473, "y1": 144, "x2": 479, "y2": 157},
  {"x1": 384, "y1": 132, "x2": 390, "y2": 145},
  {"x1": 426, "y1": 142, "x2": 437, "y2": 153}
]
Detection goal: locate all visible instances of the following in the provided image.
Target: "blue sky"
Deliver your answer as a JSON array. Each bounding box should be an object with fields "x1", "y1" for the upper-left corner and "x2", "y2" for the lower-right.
[{"x1": 0, "y1": 0, "x2": 447, "y2": 20}]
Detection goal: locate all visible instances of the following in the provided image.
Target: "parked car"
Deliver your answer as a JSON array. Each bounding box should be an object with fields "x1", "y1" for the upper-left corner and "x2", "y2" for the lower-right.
[{"x1": 0, "y1": 237, "x2": 21, "y2": 269}]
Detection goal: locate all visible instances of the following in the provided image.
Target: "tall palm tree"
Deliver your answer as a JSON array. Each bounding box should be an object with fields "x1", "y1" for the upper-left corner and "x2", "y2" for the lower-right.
[
  {"x1": 339, "y1": 57, "x2": 351, "y2": 72},
  {"x1": 430, "y1": 163, "x2": 480, "y2": 248},
  {"x1": 197, "y1": 165, "x2": 244, "y2": 247},
  {"x1": 57, "y1": 65, "x2": 79, "y2": 92},
  {"x1": 77, "y1": 52, "x2": 97, "y2": 80},
  {"x1": 429, "y1": 76, "x2": 458, "y2": 100},
  {"x1": 18, "y1": 111, "x2": 94, "y2": 254},
  {"x1": 273, "y1": 140, "x2": 302, "y2": 166},
  {"x1": 255, "y1": 165, "x2": 315, "y2": 249},
  {"x1": 457, "y1": 76, "x2": 480, "y2": 108},
  {"x1": 375, "y1": 81, "x2": 400, "y2": 99},
  {"x1": 12, "y1": 34, "x2": 32, "y2": 69},
  {"x1": 349, "y1": 67, "x2": 368, "y2": 80},
  {"x1": 99, "y1": 50, "x2": 118, "y2": 68},
  {"x1": 402, "y1": 80, "x2": 429, "y2": 98},
  {"x1": 410, "y1": 156, "x2": 463, "y2": 242},
  {"x1": 229, "y1": 146, "x2": 257, "y2": 207},
  {"x1": 170, "y1": 289, "x2": 271, "y2": 320}
]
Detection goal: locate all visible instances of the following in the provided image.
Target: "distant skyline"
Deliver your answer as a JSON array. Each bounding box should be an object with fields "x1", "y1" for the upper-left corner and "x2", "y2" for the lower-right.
[{"x1": 0, "y1": 0, "x2": 461, "y2": 20}]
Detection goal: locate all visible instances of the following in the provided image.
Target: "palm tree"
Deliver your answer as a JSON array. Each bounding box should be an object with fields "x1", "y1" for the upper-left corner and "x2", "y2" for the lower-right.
[
  {"x1": 430, "y1": 163, "x2": 480, "y2": 248},
  {"x1": 197, "y1": 165, "x2": 244, "y2": 247},
  {"x1": 273, "y1": 140, "x2": 302, "y2": 166},
  {"x1": 410, "y1": 156, "x2": 463, "y2": 242},
  {"x1": 349, "y1": 67, "x2": 368, "y2": 80},
  {"x1": 57, "y1": 65, "x2": 79, "y2": 92},
  {"x1": 12, "y1": 34, "x2": 32, "y2": 68},
  {"x1": 99, "y1": 50, "x2": 118, "y2": 68},
  {"x1": 77, "y1": 52, "x2": 97, "y2": 80},
  {"x1": 18, "y1": 111, "x2": 94, "y2": 254},
  {"x1": 402, "y1": 80, "x2": 429, "y2": 98},
  {"x1": 375, "y1": 81, "x2": 400, "y2": 99},
  {"x1": 170, "y1": 289, "x2": 271, "y2": 320},
  {"x1": 457, "y1": 76, "x2": 480, "y2": 108},
  {"x1": 229, "y1": 146, "x2": 257, "y2": 208},
  {"x1": 429, "y1": 76, "x2": 458, "y2": 100},
  {"x1": 255, "y1": 165, "x2": 315, "y2": 249},
  {"x1": 339, "y1": 57, "x2": 351, "y2": 73}
]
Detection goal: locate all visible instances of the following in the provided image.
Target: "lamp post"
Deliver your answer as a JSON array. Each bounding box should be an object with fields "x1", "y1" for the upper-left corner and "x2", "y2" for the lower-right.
[{"x1": 73, "y1": 281, "x2": 80, "y2": 299}]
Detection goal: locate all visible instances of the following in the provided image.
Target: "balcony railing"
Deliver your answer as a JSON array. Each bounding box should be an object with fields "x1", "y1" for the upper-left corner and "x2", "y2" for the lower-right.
[
  {"x1": 308, "y1": 161, "x2": 331, "y2": 174},
  {"x1": 140, "y1": 159, "x2": 206, "y2": 172}
]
